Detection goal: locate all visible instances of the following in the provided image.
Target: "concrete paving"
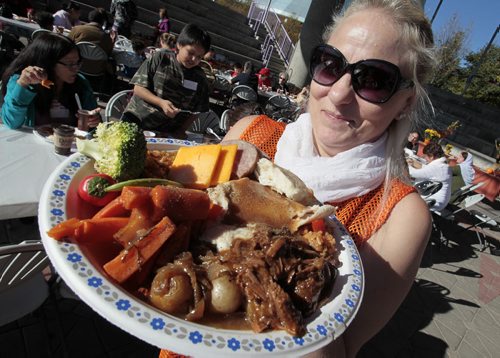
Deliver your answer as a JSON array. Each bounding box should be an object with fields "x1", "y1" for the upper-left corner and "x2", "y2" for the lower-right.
[{"x1": 1, "y1": 198, "x2": 499, "y2": 358}]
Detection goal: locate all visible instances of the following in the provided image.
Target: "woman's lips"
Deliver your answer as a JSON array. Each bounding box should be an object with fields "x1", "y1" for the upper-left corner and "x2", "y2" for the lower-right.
[{"x1": 323, "y1": 110, "x2": 356, "y2": 127}]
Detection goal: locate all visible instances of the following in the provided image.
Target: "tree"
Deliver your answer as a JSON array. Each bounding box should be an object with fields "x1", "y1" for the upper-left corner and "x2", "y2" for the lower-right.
[
  {"x1": 430, "y1": 14, "x2": 470, "y2": 91},
  {"x1": 461, "y1": 45, "x2": 500, "y2": 107}
]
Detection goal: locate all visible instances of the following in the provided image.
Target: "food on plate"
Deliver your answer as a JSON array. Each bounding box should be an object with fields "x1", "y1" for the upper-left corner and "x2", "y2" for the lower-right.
[
  {"x1": 47, "y1": 142, "x2": 340, "y2": 336},
  {"x1": 76, "y1": 122, "x2": 147, "y2": 181},
  {"x1": 41, "y1": 79, "x2": 54, "y2": 89},
  {"x1": 220, "y1": 139, "x2": 260, "y2": 178},
  {"x1": 104, "y1": 178, "x2": 183, "y2": 192},
  {"x1": 78, "y1": 174, "x2": 119, "y2": 207}
]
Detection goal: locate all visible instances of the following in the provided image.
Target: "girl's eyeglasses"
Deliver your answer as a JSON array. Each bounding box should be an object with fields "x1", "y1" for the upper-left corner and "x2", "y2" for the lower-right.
[
  {"x1": 309, "y1": 44, "x2": 413, "y2": 104},
  {"x1": 57, "y1": 60, "x2": 82, "y2": 69}
]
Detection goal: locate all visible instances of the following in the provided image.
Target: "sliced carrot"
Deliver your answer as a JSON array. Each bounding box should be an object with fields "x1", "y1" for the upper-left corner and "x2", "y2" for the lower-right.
[
  {"x1": 74, "y1": 217, "x2": 130, "y2": 243},
  {"x1": 103, "y1": 216, "x2": 176, "y2": 283},
  {"x1": 311, "y1": 218, "x2": 326, "y2": 232},
  {"x1": 120, "y1": 186, "x2": 152, "y2": 210},
  {"x1": 92, "y1": 196, "x2": 129, "y2": 219},
  {"x1": 113, "y1": 205, "x2": 155, "y2": 247},
  {"x1": 46, "y1": 218, "x2": 82, "y2": 241},
  {"x1": 150, "y1": 185, "x2": 210, "y2": 222}
]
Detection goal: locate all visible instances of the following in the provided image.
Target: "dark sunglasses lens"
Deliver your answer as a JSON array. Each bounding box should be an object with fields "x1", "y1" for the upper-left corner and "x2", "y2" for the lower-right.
[
  {"x1": 311, "y1": 47, "x2": 344, "y2": 86},
  {"x1": 352, "y1": 61, "x2": 399, "y2": 103}
]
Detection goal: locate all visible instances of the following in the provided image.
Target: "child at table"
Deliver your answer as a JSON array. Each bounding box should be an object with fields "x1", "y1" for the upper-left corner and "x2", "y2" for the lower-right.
[{"x1": 1, "y1": 32, "x2": 100, "y2": 129}]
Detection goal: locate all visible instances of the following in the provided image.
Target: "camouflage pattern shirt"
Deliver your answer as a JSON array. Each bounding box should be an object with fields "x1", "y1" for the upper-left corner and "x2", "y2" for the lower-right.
[{"x1": 125, "y1": 50, "x2": 210, "y2": 131}]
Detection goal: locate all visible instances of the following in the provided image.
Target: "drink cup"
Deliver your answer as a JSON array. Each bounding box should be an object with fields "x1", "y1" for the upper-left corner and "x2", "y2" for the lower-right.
[
  {"x1": 77, "y1": 109, "x2": 92, "y2": 131},
  {"x1": 53, "y1": 124, "x2": 75, "y2": 155}
]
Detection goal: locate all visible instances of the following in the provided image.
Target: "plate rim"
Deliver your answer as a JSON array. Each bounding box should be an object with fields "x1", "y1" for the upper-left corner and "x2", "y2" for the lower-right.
[{"x1": 38, "y1": 139, "x2": 364, "y2": 357}]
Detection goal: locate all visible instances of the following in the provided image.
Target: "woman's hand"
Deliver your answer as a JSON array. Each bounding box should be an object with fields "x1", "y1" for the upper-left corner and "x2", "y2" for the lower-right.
[
  {"x1": 87, "y1": 108, "x2": 102, "y2": 128},
  {"x1": 17, "y1": 66, "x2": 47, "y2": 88},
  {"x1": 160, "y1": 99, "x2": 180, "y2": 118}
]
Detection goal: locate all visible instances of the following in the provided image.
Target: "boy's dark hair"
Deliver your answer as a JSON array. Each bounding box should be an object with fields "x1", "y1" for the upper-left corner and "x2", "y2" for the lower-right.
[
  {"x1": 423, "y1": 142, "x2": 444, "y2": 158},
  {"x1": 63, "y1": 2, "x2": 81, "y2": 11},
  {"x1": 35, "y1": 11, "x2": 54, "y2": 30},
  {"x1": 234, "y1": 62, "x2": 242, "y2": 69},
  {"x1": 88, "y1": 8, "x2": 108, "y2": 25},
  {"x1": 177, "y1": 23, "x2": 211, "y2": 53}
]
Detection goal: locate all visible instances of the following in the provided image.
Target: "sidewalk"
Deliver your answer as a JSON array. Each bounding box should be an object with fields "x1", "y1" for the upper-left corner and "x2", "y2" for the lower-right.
[{"x1": 1, "y1": 198, "x2": 499, "y2": 357}]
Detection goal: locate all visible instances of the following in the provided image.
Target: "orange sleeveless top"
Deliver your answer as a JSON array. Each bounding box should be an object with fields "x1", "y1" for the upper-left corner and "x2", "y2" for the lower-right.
[{"x1": 159, "y1": 116, "x2": 415, "y2": 358}]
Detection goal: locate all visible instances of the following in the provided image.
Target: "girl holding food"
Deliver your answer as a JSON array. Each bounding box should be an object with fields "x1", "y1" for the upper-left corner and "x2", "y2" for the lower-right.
[
  {"x1": 222, "y1": 0, "x2": 435, "y2": 356},
  {"x1": 1, "y1": 32, "x2": 100, "y2": 129}
]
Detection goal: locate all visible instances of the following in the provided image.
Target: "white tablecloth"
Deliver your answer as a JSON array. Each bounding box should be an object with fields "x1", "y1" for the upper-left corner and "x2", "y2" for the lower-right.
[{"x1": 0, "y1": 125, "x2": 68, "y2": 220}]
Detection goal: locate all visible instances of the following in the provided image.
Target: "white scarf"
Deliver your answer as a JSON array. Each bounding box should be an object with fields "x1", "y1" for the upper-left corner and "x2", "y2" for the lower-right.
[{"x1": 274, "y1": 113, "x2": 387, "y2": 203}]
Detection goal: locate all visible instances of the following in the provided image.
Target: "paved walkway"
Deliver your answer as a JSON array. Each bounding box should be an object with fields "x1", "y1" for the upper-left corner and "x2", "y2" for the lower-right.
[{"x1": 1, "y1": 198, "x2": 499, "y2": 357}]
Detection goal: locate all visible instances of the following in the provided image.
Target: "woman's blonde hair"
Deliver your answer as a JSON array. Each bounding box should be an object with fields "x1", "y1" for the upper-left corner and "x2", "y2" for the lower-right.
[{"x1": 324, "y1": 0, "x2": 436, "y2": 201}]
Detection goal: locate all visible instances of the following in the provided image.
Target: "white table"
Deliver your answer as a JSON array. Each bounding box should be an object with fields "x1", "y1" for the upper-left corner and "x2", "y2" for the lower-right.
[
  {"x1": 0, "y1": 124, "x2": 69, "y2": 220},
  {"x1": 0, "y1": 16, "x2": 40, "y2": 38}
]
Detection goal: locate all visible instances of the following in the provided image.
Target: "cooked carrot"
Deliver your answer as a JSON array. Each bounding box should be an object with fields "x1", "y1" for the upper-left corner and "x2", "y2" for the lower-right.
[
  {"x1": 47, "y1": 218, "x2": 82, "y2": 241},
  {"x1": 103, "y1": 216, "x2": 176, "y2": 283},
  {"x1": 150, "y1": 185, "x2": 210, "y2": 222},
  {"x1": 114, "y1": 205, "x2": 155, "y2": 247},
  {"x1": 92, "y1": 196, "x2": 129, "y2": 219},
  {"x1": 120, "y1": 186, "x2": 152, "y2": 210},
  {"x1": 74, "y1": 217, "x2": 130, "y2": 243},
  {"x1": 311, "y1": 218, "x2": 326, "y2": 232},
  {"x1": 154, "y1": 223, "x2": 191, "y2": 268}
]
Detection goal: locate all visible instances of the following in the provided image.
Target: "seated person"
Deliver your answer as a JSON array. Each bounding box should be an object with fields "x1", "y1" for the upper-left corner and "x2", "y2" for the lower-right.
[
  {"x1": 274, "y1": 71, "x2": 290, "y2": 94},
  {"x1": 409, "y1": 142, "x2": 452, "y2": 212},
  {"x1": 224, "y1": 102, "x2": 263, "y2": 131},
  {"x1": 68, "y1": 8, "x2": 114, "y2": 77},
  {"x1": 158, "y1": 32, "x2": 176, "y2": 52},
  {"x1": 119, "y1": 38, "x2": 146, "y2": 78},
  {"x1": 450, "y1": 151, "x2": 475, "y2": 203},
  {"x1": 53, "y1": 2, "x2": 81, "y2": 30},
  {"x1": 257, "y1": 67, "x2": 272, "y2": 89},
  {"x1": 122, "y1": 23, "x2": 211, "y2": 136},
  {"x1": 230, "y1": 62, "x2": 242, "y2": 78},
  {"x1": 34, "y1": 10, "x2": 55, "y2": 31},
  {"x1": 406, "y1": 131, "x2": 419, "y2": 152},
  {"x1": 1, "y1": 32, "x2": 100, "y2": 129},
  {"x1": 230, "y1": 60, "x2": 258, "y2": 93}
]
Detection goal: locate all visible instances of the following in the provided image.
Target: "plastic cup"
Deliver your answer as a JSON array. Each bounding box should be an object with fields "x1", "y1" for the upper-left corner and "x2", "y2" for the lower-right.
[
  {"x1": 77, "y1": 109, "x2": 92, "y2": 131},
  {"x1": 53, "y1": 124, "x2": 74, "y2": 155}
]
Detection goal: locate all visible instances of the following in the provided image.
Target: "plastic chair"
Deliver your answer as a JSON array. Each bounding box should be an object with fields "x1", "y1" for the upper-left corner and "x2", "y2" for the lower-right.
[
  {"x1": 0, "y1": 240, "x2": 50, "y2": 325},
  {"x1": 220, "y1": 108, "x2": 231, "y2": 133},
  {"x1": 211, "y1": 75, "x2": 232, "y2": 106},
  {"x1": 104, "y1": 89, "x2": 133, "y2": 122},
  {"x1": 31, "y1": 28, "x2": 51, "y2": 41},
  {"x1": 231, "y1": 85, "x2": 258, "y2": 104},
  {"x1": 188, "y1": 110, "x2": 221, "y2": 135}
]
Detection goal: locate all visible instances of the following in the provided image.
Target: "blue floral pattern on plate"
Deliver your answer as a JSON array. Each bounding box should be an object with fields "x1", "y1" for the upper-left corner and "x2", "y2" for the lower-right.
[{"x1": 39, "y1": 139, "x2": 364, "y2": 357}]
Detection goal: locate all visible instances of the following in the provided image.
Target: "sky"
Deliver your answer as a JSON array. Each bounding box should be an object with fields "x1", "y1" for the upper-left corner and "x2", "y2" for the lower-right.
[
  {"x1": 253, "y1": 0, "x2": 499, "y2": 53},
  {"x1": 424, "y1": 0, "x2": 500, "y2": 53}
]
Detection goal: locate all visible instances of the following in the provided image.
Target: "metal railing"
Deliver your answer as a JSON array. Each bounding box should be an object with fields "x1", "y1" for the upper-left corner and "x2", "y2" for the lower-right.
[{"x1": 247, "y1": 1, "x2": 295, "y2": 67}]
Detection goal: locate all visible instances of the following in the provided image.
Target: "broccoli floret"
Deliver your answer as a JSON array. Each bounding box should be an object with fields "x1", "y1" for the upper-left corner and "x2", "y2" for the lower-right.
[{"x1": 76, "y1": 122, "x2": 147, "y2": 181}]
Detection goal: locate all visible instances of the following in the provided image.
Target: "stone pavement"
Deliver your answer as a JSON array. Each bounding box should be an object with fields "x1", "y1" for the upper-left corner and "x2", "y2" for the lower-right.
[{"x1": 1, "y1": 198, "x2": 499, "y2": 358}]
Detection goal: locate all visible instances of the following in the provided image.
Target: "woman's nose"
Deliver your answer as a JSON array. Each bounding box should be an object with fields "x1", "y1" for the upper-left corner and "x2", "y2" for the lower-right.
[{"x1": 327, "y1": 73, "x2": 355, "y2": 105}]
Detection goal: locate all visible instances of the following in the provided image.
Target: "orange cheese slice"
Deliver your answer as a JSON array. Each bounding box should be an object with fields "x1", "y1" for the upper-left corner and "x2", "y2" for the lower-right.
[
  {"x1": 168, "y1": 144, "x2": 222, "y2": 189},
  {"x1": 210, "y1": 144, "x2": 238, "y2": 186}
]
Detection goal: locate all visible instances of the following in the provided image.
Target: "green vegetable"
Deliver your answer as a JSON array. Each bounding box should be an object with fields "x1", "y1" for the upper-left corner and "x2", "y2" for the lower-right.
[
  {"x1": 104, "y1": 178, "x2": 183, "y2": 192},
  {"x1": 76, "y1": 122, "x2": 147, "y2": 181}
]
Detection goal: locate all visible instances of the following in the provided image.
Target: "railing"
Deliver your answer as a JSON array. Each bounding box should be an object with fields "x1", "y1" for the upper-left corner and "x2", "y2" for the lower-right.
[{"x1": 247, "y1": 1, "x2": 295, "y2": 68}]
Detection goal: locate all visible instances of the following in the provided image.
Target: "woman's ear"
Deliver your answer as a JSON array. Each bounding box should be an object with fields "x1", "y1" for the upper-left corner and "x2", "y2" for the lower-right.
[{"x1": 396, "y1": 94, "x2": 416, "y2": 120}]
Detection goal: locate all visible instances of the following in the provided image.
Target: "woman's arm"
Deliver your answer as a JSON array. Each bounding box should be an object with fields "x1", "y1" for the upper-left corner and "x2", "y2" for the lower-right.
[
  {"x1": 1, "y1": 75, "x2": 37, "y2": 129},
  {"x1": 342, "y1": 192, "x2": 431, "y2": 356}
]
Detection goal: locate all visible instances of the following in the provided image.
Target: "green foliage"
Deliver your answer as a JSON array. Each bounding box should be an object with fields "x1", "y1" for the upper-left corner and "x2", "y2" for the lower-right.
[
  {"x1": 461, "y1": 45, "x2": 500, "y2": 106},
  {"x1": 216, "y1": 0, "x2": 252, "y2": 15},
  {"x1": 76, "y1": 122, "x2": 147, "y2": 181}
]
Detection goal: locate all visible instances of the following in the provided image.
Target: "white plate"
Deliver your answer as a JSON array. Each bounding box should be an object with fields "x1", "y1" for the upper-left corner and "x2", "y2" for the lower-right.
[
  {"x1": 38, "y1": 138, "x2": 364, "y2": 357},
  {"x1": 33, "y1": 124, "x2": 88, "y2": 143}
]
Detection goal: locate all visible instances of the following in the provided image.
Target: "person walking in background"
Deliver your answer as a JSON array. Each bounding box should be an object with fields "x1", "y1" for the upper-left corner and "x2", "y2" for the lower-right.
[
  {"x1": 1, "y1": 32, "x2": 100, "y2": 129},
  {"x1": 110, "y1": 0, "x2": 137, "y2": 38},
  {"x1": 52, "y1": 2, "x2": 81, "y2": 30}
]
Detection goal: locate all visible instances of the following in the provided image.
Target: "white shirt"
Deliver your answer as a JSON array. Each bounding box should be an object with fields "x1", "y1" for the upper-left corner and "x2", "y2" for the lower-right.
[
  {"x1": 409, "y1": 157, "x2": 452, "y2": 212},
  {"x1": 458, "y1": 154, "x2": 475, "y2": 185}
]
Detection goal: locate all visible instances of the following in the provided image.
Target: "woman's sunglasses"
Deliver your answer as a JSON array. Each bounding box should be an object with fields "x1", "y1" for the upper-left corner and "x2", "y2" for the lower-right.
[{"x1": 309, "y1": 44, "x2": 414, "y2": 104}]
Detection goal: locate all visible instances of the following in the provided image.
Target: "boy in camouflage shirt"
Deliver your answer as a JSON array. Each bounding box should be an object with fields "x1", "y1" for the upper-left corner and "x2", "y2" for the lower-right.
[{"x1": 123, "y1": 23, "x2": 211, "y2": 136}]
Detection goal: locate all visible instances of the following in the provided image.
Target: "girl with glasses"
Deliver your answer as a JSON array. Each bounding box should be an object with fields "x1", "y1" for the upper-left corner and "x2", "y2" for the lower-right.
[
  {"x1": 223, "y1": 1, "x2": 435, "y2": 356},
  {"x1": 1, "y1": 32, "x2": 100, "y2": 129}
]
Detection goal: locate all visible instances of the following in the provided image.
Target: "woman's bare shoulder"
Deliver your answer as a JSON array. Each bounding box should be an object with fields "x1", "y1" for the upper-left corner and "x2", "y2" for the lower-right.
[{"x1": 222, "y1": 115, "x2": 259, "y2": 141}]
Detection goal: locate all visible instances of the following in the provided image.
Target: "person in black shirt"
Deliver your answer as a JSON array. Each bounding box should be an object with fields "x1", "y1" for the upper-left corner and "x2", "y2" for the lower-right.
[{"x1": 230, "y1": 60, "x2": 258, "y2": 93}]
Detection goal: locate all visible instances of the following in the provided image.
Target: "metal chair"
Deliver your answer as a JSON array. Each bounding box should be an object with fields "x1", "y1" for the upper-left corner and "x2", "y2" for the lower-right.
[
  {"x1": 220, "y1": 108, "x2": 231, "y2": 133},
  {"x1": 432, "y1": 193, "x2": 486, "y2": 251},
  {"x1": 104, "y1": 89, "x2": 133, "y2": 122},
  {"x1": 415, "y1": 180, "x2": 443, "y2": 208},
  {"x1": 76, "y1": 41, "x2": 109, "y2": 75},
  {"x1": 0, "y1": 240, "x2": 50, "y2": 325},
  {"x1": 188, "y1": 110, "x2": 221, "y2": 135},
  {"x1": 211, "y1": 74, "x2": 232, "y2": 106}
]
